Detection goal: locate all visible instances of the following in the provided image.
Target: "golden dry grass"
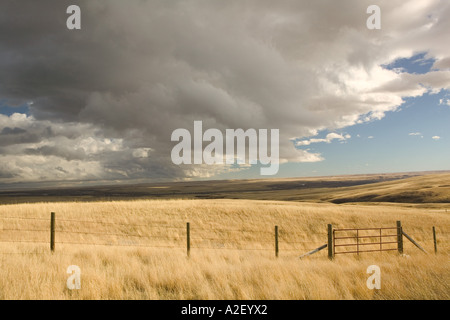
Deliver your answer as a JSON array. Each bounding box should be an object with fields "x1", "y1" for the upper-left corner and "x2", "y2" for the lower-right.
[{"x1": 0, "y1": 199, "x2": 449, "y2": 300}]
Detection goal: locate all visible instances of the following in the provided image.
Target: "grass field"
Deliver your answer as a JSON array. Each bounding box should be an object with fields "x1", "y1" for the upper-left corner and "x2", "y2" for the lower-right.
[{"x1": 0, "y1": 198, "x2": 448, "y2": 299}]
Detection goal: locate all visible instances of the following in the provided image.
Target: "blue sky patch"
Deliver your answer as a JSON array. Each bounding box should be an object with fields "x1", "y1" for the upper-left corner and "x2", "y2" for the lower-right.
[
  {"x1": 0, "y1": 101, "x2": 30, "y2": 116},
  {"x1": 383, "y1": 52, "x2": 436, "y2": 74}
]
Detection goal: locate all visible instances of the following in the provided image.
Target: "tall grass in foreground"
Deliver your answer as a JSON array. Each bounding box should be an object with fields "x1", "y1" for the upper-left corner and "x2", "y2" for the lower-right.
[{"x1": 0, "y1": 199, "x2": 448, "y2": 299}]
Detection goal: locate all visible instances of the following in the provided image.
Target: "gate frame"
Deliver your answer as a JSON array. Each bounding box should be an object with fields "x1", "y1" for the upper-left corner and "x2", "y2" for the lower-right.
[{"x1": 329, "y1": 223, "x2": 402, "y2": 258}]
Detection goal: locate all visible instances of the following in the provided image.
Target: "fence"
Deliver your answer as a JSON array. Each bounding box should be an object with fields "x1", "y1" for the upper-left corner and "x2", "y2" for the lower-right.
[
  {"x1": 0, "y1": 212, "x2": 325, "y2": 256},
  {"x1": 324, "y1": 221, "x2": 449, "y2": 259},
  {"x1": 332, "y1": 226, "x2": 399, "y2": 255},
  {"x1": 0, "y1": 213, "x2": 448, "y2": 258}
]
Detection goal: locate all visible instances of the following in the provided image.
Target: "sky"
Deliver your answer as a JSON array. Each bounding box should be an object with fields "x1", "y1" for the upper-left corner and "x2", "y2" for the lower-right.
[{"x1": 0, "y1": 0, "x2": 449, "y2": 188}]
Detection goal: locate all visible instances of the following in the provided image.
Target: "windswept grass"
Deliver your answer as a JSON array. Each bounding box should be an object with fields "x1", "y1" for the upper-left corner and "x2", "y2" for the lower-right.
[{"x1": 0, "y1": 199, "x2": 448, "y2": 299}]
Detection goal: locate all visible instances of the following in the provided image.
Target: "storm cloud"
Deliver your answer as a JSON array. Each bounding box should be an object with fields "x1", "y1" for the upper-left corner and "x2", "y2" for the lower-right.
[{"x1": 0, "y1": 0, "x2": 450, "y2": 185}]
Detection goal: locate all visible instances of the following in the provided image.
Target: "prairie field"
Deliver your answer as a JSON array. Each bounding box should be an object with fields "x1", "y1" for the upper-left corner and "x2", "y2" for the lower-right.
[{"x1": 0, "y1": 198, "x2": 448, "y2": 300}]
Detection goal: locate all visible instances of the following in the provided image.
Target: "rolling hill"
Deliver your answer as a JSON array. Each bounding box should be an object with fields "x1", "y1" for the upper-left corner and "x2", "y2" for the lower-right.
[
  {"x1": 0, "y1": 171, "x2": 449, "y2": 205},
  {"x1": 324, "y1": 173, "x2": 450, "y2": 204}
]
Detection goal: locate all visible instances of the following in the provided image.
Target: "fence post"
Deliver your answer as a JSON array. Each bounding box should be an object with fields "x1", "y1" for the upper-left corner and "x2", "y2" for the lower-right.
[
  {"x1": 402, "y1": 231, "x2": 427, "y2": 253},
  {"x1": 396, "y1": 221, "x2": 403, "y2": 254},
  {"x1": 186, "y1": 222, "x2": 190, "y2": 258},
  {"x1": 50, "y1": 212, "x2": 55, "y2": 252},
  {"x1": 327, "y1": 224, "x2": 333, "y2": 260},
  {"x1": 433, "y1": 226, "x2": 437, "y2": 254},
  {"x1": 275, "y1": 225, "x2": 279, "y2": 258}
]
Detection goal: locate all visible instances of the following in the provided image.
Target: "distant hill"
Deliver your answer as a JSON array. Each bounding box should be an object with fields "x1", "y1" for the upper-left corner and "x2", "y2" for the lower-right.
[
  {"x1": 0, "y1": 171, "x2": 449, "y2": 205},
  {"x1": 325, "y1": 174, "x2": 450, "y2": 204}
]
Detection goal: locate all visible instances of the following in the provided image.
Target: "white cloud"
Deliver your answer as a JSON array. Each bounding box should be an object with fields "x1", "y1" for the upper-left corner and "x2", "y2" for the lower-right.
[
  {"x1": 296, "y1": 133, "x2": 351, "y2": 146},
  {"x1": 408, "y1": 132, "x2": 424, "y2": 138},
  {"x1": 297, "y1": 151, "x2": 325, "y2": 163},
  {"x1": 0, "y1": 113, "x2": 156, "y2": 182},
  {"x1": 439, "y1": 98, "x2": 450, "y2": 106},
  {"x1": 432, "y1": 136, "x2": 441, "y2": 140},
  {"x1": 132, "y1": 148, "x2": 153, "y2": 158}
]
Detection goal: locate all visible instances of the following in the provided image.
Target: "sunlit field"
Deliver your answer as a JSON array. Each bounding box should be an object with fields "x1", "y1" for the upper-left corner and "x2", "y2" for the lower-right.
[{"x1": 0, "y1": 199, "x2": 448, "y2": 299}]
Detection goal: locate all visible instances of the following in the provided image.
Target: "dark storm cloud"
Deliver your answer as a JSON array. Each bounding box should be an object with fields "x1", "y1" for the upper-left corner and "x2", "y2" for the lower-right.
[
  {"x1": 0, "y1": 0, "x2": 449, "y2": 184},
  {"x1": 1, "y1": 127, "x2": 27, "y2": 135}
]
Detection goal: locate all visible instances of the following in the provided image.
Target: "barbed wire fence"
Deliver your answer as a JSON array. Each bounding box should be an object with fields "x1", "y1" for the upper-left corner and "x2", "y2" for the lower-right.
[{"x1": 0, "y1": 212, "x2": 448, "y2": 257}]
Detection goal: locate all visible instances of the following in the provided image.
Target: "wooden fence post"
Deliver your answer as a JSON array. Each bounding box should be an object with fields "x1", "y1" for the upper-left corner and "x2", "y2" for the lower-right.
[
  {"x1": 402, "y1": 231, "x2": 427, "y2": 253},
  {"x1": 299, "y1": 244, "x2": 328, "y2": 259},
  {"x1": 327, "y1": 224, "x2": 333, "y2": 260},
  {"x1": 186, "y1": 222, "x2": 190, "y2": 258},
  {"x1": 396, "y1": 221, "x2": 403, "y2": 254},
  {"x1": 50, "y1": 212, "x2": 55, "y2": 252},
  {"x1": 433, "y1": 226, "x2": 437, "y2": 254},
  {"x1": 275, "y1": 225, "x2": 279, "y2": 258}
]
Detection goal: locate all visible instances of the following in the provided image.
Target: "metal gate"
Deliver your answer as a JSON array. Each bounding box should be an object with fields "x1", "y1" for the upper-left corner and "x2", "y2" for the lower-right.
[{"x1": 333, "y1": 227, "x2": 398, "y2": 255}]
